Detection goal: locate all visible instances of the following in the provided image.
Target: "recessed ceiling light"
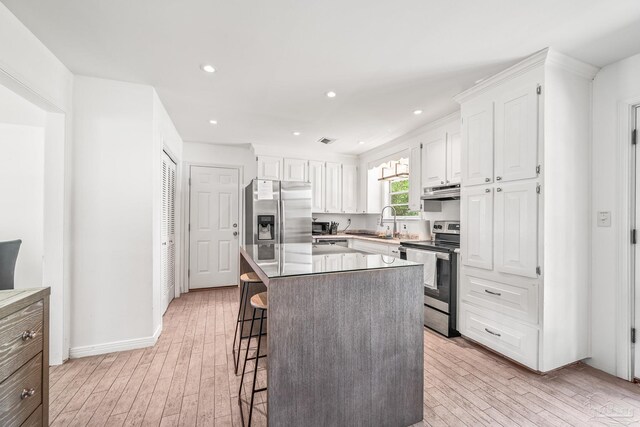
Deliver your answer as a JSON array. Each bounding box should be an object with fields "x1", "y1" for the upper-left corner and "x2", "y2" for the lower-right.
[
  {"x1": 201, "y1": 64, "x2": 216, "y2": 73},
  {"x1": 292, "y1": 131, "x2": 301, "y2": 136},
  {"x1": 358, "y1": 141, "x2": 365, "y2": 145},
  {"x1": 326, "y1": 91, "x2": 337, "y2": 98},
  {"x1": 209, "y1": 120, "x2": 217, "y2": 125},
  {"x1": 413, "y1": 109, "x2": 423, "y2": 115}
]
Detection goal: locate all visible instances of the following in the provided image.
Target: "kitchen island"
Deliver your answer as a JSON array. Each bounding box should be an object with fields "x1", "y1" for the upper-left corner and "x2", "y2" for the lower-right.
[{"x1": 239, "y1": 243, "x2": 423, "y2": 427}]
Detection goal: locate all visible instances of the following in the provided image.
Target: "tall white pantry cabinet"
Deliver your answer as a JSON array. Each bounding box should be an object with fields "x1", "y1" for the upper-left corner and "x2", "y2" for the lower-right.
[{"x1": 455, "y1": 48, "x2": 598, "y2": 372}]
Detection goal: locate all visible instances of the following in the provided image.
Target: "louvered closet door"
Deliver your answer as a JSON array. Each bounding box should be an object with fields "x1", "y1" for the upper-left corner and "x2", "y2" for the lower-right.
[{"x1": 162, "y1": 152, "x2": 177, "y2": 313}]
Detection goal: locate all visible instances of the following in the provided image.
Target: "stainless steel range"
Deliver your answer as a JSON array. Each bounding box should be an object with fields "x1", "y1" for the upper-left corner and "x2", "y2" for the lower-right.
[{"x1": 399, "y1": 220, "x2": 460, "y2": 337}]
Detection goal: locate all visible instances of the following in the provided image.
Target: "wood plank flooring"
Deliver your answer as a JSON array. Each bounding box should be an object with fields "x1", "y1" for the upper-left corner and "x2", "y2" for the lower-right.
[{"x1": 48, "y1": 287, "x2": 640, "y2": 426}]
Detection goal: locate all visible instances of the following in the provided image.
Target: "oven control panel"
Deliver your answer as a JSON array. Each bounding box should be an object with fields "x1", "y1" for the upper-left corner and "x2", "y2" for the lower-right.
[{"x1": 432, "y1": 220, "x2": 460, "y2": 235}]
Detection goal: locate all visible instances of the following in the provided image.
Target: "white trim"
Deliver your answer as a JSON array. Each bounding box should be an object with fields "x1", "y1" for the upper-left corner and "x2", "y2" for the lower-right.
[{"x1": 69, "y1": 325, "x2": 162, "y2": 358}]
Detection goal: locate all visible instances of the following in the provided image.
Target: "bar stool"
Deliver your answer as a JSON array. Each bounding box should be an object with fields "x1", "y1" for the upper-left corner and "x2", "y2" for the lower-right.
[
  {"x1": 233, "y1": 272, "x2": 263, "y2": 374},
  {"x1": 238, "y1": 292, "x2": 268, "y2": 427}
]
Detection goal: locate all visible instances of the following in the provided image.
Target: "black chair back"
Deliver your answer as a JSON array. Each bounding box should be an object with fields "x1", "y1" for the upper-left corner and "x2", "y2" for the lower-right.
[{"x1": 0, "y1": 240, "x2": 21, "y2": 290}]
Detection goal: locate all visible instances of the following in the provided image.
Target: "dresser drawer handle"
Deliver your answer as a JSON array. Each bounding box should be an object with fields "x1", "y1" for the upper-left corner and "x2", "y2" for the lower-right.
[
  {"x1": 20, "y1": 388, "x2": 36, "y2": 400},
  {"x1": 484, "y1": 328, "x2": 501, "y2": 337},
  {"x1": 484, "y1": 289, "x2": 501, "y2": 296},
  {"x1": 21, "y1": 330, "x2": 36, "y2": 341}
]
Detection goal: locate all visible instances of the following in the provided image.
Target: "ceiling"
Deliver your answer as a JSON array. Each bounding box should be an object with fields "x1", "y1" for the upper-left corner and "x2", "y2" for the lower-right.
[{"x1": 4, "y1": 0, "x2": 640, "y2": 154}]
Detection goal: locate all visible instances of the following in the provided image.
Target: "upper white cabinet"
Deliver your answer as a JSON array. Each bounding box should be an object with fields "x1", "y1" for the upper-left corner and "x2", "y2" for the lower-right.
[
  {"x1": 454, "y1": 48, "x2": 597, "y2": 372},
  {"x1": 324, "y1": 162, "x2": 342, "y2": 213},
  {"x1": 494, "y1": 181, "x2": 538, "y2": 278},
  {"x1": 422, "y1": 134, "x2": 447, "y2": 188},
  {"x1": 461, "y1": 186, "x2": 494, "y2": 271},
  {"x1": 461, "y1": 100, "x2": 494, "y2": 186},
  {"x1": 283, "y1": 158, "x2": 308, "y2": 182},
  {"x1": 447, "y1": 130, "x2": 462, "y2": 185},
  {"x1": 494, "y1": 84, "x2": 539, "y2": 183},
  {"x1": 257, "y1": 156, "x2": 282, "y2": 180},
  {"x1": 309, "y1": 160, "x2": 325, "y2": 213},
  {"x1": 408, "y1": 145, "x2": 422, "y2": 211},
  {"x1": 341, "y1": 164, "x2": 358, "y2": 213}
]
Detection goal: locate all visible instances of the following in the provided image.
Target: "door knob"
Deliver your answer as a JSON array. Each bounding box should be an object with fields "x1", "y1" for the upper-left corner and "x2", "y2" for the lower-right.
[{"x1": 233, "y1": 231, "x2": 238, "y2": 236}]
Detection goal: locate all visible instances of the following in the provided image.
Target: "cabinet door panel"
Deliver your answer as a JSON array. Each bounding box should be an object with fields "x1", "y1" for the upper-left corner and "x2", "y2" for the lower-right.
[
  {"x1": 341, "y1": 164, "x2": 358, "y2": 213},
  {"x1": 422, "y1": 135, "x2": 447, "y2": 188},
  {"x1": 447, "y1": 131, "x2": 462, "y2": 185},
  {"x1": 325, "y1": 162, "x2": 342, "y2": 213},
  {"x1": 461, "y1": 187, "x2": 493, "y2": 270},
  {"x1": 257, "y1": 156, "x2": 282, "y2": 180},
  {"x1": 283, "y1": 158, "x2": 308, "y2": 182},
  {"x1": 461, "y1": 101, "x2": 493, "y2": 187},
  {"x1": 409, "y1": 145, "x2": 422, "y2": 211},
  {"x1": 309, "y1": 161, "x2": 325, "y2": 213},
  {"x1": 494, "y1": 84, "x2": 538, "y2": 183},
  {"x1": 494, "y1": 181, "x2": 538, "y2": 278}
]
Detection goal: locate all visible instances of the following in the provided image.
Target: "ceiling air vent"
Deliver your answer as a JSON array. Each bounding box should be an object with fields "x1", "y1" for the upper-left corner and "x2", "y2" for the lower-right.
[{"x1": 318, "y1": 137, "x2": 336, "y2": 145}]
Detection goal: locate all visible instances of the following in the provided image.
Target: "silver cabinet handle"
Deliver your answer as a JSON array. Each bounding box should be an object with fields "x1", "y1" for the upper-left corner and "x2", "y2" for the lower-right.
[
  {"x1": 21, "y1": 330, "x2": 36, "y2": 341},
  {"x1": 233, "y1": 223, "x2": 237, "y2": 228},
  {"x1": 496, "y1": 176, "x2": 502, "y2": 181},
  {"x1": 446, "y1": 180, "x2": 450, "y2": 184},
  {"x1": 440, "y1": 181, "x2": 444, "y2": 184},
  {"x1": 484, "y1": 289, "x2": 501, "y2": 296},
  {"x1": 484, "y1": 328, "x2": 501, "y2": 337},
  {"x1": 233, "y1": 231, "x2": 238, "y2": 236},
  {"x1": 485, "y1": 189, "x2": 491, "y2": 193},
  {"x1": 485, "y1": 177, "x2": 490, "y2": 182},
  {"x1": 21, "y1": 388, "x2": 36, "y2": 399},
  {"x1": 496, "y1": 188, "x2": 502, "y2": 192}
]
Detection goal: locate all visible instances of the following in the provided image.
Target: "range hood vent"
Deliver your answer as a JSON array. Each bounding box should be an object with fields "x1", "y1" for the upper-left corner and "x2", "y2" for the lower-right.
[{"x1": 318, "y1": 137, "x2": 336, "y2": 145}]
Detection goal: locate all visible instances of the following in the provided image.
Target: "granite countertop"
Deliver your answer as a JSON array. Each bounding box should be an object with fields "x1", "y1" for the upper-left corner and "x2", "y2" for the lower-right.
[{"x1": 241, "y1": 242, "x2": 417, "y2": 279}]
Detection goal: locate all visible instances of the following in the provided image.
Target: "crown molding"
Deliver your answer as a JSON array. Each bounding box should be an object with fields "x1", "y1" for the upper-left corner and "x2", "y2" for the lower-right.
[{"x1": 546, "y1": 48, "x2": 599, "y2": 80}]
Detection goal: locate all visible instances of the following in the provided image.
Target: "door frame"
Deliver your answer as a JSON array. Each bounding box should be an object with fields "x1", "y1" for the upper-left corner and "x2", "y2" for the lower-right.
[
  {"x1": 181, "y1": 162, "x2": 244, "y2": 293},
  {"x1": 620, "y1": 98, "x2": 640, "y2": 381}
]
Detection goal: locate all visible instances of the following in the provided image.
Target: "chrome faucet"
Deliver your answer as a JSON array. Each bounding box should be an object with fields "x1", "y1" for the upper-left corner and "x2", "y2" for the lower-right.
[{"x1": 380, "y1": 205, "x2": 397, "y2": 237}]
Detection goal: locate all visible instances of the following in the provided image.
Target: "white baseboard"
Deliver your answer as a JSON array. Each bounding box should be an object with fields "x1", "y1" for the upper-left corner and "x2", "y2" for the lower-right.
[{"x1": 69, "y1": 325, "x2": 162, "y2": 359}]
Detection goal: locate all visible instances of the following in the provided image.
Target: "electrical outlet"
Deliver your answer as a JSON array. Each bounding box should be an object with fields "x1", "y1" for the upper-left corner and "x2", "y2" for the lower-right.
[{"x1": 597, "y1": 211, "x2": 611, "y2": 227}]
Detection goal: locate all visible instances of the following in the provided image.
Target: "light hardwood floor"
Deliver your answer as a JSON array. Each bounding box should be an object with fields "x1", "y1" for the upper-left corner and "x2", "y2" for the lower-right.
[{"x1": 49, "y1": 287, "x2": 640, "y2": 426}]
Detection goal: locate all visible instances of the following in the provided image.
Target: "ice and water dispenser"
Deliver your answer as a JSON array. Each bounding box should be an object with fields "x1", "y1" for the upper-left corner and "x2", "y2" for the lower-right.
[{"x1": 257, "y1": 215, "x2": 275, "y2": 241}]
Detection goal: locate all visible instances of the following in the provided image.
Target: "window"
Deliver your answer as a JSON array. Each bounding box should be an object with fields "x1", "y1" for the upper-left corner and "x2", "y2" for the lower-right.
[{"x1": 388, "y1": 179, "x2": 419, "y2": 218}]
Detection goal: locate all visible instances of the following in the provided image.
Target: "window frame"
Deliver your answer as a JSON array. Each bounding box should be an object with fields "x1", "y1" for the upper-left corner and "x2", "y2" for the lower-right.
[{"x1": 383, "y1": 178, "x2": 420, "y2": 220}]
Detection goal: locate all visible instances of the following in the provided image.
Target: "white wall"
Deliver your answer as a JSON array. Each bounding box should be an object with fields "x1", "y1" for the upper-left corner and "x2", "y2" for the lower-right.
[
  {"x1": 183, "y1": 142, "x2": 255, "y2": 185},
  {"x1": 71, "y1": 76, "x2": 158, "y2": 356},
  {"x1": 0, "y1": 123, "x2": 44, "y2": 287},
  {"x1": 0, "y1": 2, "x2": 74, "y2": 364},
  {"x1": 590, "y1": 52, "x2": 640, "y2": 378}
]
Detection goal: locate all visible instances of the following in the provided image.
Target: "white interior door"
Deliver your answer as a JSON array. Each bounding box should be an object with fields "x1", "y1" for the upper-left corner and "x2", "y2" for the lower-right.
[
  {"x1": 634, "y1": 106, "x2": 640, "y2": 379},
  {"x1": 161, "y1": 152, "x2": 176, "y2": 313},
  {"x1": 189, "y1": 166, "x2": 240, "y2": 289}
]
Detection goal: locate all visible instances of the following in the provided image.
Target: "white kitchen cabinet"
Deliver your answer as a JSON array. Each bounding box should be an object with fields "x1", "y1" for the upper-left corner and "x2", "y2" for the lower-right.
[
  {"x1": 256, "y1": 156, "x2": 282, "y2": 180},
  {"x1": 409, "y1": 144, "x2": 422, "y2": 211},
  {"x1": 341, "y1": 164, "x2": 358, "y2": 213},
  {"x1": 461, "y1": 186, "x2": 493, "y2": 270},
  {"x1": 367, "y1": 168, "x2": 383, "y2": 214},
  {"x1": 447, "y1": 130, "x2": 462, "y2": 185},
  {"x1": 494, "y1": 84, "x2": 539, "y2": 183},
  {"x1": 422, "y1": 134, "x2": 447, "y2": 188},
  {"x1": 454, "y1": 48, "x2": 596, "y2": 372},
  {"x1": 461, "y1": 100, "x2": 494, "y2": 187},
  {"x1": 350, "y1": 239, "x2": 389, "y2": 256},
  {"x1": 325, "y1": 162, "x2": 342, "y2": 213},
  {"x1": 494, "y1": 181, "x2": 538, "y2": 278},
  {"x1": 325, "y1": 254, "x2": 342, "y2": 271},
  {"x1": 309, "y1": 160, "x2": 325, "y2": 213},
  {"x1": 313, "y1": 254, "x2": 326, "y2": 272},
  {"x1": 283, "y1": 158, "x2": 308, "y2": 182}
]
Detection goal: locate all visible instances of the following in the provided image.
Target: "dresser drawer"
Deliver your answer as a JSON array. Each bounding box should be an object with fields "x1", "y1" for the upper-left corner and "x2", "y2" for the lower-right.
[
  {"x1": 460, "y1": 274, "x2": 538, "y2": 323},
  {"x1": 0, "y1": 353, "x2": 42, "y2": 427},
  {"x1": 0, "y1": 300, "x2": 43, "y2": 383},
  {"x1": 459, "y1": 304, "x2": 538, "y2": 369}
]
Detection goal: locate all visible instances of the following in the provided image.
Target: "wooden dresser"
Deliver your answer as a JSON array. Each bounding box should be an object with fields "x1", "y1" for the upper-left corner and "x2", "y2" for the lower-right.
[{"x1": 0, "y1": 288, "x2": 50, "y2": 426}]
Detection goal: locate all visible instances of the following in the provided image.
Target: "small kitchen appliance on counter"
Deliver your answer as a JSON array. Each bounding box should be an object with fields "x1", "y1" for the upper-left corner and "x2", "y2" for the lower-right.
[{"x1": 399, "y1": 220, "x2": 460, "y2": 337}]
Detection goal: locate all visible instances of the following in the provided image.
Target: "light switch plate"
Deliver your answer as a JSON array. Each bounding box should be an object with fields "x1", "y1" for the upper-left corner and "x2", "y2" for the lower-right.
[{"x1": 597, "y1": 211, "x2": 611, "y2": 227}]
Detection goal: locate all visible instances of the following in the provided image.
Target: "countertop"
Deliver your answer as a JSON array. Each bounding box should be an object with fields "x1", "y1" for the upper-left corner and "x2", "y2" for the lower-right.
[
  {"x1": 241, "y1": 243, "x2": 417, "y2": 280},
  {"x1": 313, "y1": 233, "x2": 404, "y2": 245}
]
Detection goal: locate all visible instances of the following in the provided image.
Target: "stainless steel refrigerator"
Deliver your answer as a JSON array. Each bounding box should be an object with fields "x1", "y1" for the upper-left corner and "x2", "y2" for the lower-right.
[{"x1": 244, "y1": 179, "x2": 312, "y2": 247}]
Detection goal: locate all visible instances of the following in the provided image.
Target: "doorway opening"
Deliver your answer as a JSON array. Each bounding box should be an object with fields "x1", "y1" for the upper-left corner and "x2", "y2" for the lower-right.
[{"x1": 188, "y1": 166, "x2": 240, "y2": 289}]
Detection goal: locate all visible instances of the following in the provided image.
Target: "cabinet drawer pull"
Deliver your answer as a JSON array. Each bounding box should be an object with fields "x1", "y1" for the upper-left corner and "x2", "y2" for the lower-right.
[
  {"x1": 484, "y1": 328, "x2": 501, "y2": 337},
  {"x1": 485, "y1": 177, "x2": 490, "y2": 182},
  {"x1": 496, "y1": 188, "x2": 502, "y2": 192},
  {"x1": 485, "y1": 189, "x2": 491, "y2": 193},
  {"x1": 496, "y1": 176, "x2": 502, "y2": 181},
  {"x1": 20, "y1": 388, "x2": 36, "y2": 400},
  {"x1": 484, "y1": 289, "x2": 501, "y2": 296},
  {"x1": 21, "y1": 330, "x2": 36, "y2": 341}
]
